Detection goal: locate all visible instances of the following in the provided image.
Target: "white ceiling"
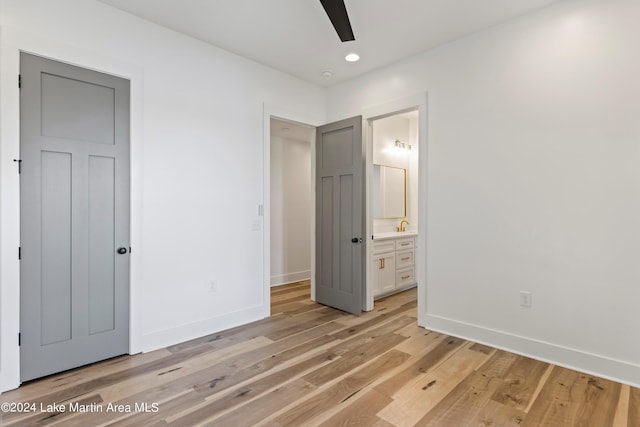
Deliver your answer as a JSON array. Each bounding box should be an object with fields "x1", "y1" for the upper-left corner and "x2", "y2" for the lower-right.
[{"x1": 98, "y1": 0, "x2": 565, "y2": 87}]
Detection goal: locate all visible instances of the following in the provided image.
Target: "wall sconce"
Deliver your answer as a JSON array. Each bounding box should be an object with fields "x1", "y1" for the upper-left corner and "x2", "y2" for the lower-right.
[{"x1": 395, "y1": 139, "x2": 412, "y2": 151}]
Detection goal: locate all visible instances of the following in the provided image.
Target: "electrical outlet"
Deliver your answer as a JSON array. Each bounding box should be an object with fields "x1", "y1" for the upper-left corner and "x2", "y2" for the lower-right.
[
  {"x1": 520, "y1": 291, "x2": 532, "y2": 307},
  {"x1": 209, "y1": 281, "x2": 217, "y2": 293},
  {"x1": 252, "y1": 220, "x2": 261, "y2": 231}
]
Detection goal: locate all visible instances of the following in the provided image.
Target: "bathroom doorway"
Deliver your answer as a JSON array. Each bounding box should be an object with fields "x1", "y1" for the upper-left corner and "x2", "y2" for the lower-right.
[{"x1": 369, "y1": 110, "x2": 420, "y2": 310}]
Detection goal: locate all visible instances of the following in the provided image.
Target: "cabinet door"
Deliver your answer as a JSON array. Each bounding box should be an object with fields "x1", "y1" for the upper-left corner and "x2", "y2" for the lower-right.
[{"x1": 373, "y1": 253, "x2": 396, "y2": 296}]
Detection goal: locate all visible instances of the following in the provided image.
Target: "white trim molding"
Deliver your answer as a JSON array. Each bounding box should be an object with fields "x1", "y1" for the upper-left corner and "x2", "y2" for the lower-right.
[
  {"x1": 270, "y1": 271, "x2": 312, "y2": 287},
  {"x1": 425, "y1": 314, "x2": 640, "y2": 388}
]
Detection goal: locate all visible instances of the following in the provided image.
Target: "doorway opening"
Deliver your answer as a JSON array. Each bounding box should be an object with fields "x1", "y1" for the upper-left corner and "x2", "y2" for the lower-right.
[
  {"x1": 266, "y1": 114, "x2": 367, "y2": 316},
  {"x1": 269, "y1": 118, "x2": 314, "y2": 292},
  {"x1": 368, "y1": 109, "x2": 420, "y2": 310}
]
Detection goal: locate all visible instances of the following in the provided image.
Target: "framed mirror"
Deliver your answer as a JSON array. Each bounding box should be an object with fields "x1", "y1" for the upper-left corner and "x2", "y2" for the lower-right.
[{"x1": 373, "y1": 164, "x2": 406, "y2": 218}]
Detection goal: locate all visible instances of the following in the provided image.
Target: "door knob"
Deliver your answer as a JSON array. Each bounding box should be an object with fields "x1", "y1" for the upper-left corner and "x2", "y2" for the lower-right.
[
  {"x1": 117, "y1": 247, "x2": 128, "y2": 255},
  {"x1": 351, "y1": 237, "x2": 363, "y2": 243}
]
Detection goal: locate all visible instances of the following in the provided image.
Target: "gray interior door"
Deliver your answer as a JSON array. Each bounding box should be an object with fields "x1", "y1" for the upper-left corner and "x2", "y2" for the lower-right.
[
  {"x1": 315, "y1": 116, "x2": 364, "y2": 315},
  {"x1": 20, "y1": 53, "x2": 130, "y2": 382}
]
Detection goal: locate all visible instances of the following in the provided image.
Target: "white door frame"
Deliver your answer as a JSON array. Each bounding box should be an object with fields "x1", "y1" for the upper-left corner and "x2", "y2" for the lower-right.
[
  {"x1": 362, "y1": 93, "x2": 428, "y2": 323},
  {"x1": 262, "y1": 104, "x2": 324, "y2": 315},
  {"x1": 0, "y1": 27, "x2": 144, "y2": 392}
]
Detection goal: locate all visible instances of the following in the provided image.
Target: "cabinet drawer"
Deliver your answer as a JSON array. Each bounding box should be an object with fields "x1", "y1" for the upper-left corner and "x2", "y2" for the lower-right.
[
  {"x1": 373, "y1": 239, "x2": 395, "y2": 254},
  {"x1": 396, "y1": 268, "x2": 415, "y2": 287},
  {"x1": 396, "y1": 238, "x2": 414, "y2": 250},
  {"x1": 396, "y1": 250, "x2": 414, "y2": 269}
]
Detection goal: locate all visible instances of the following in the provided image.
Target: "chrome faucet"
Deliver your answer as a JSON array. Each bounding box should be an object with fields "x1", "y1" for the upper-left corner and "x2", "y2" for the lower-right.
[{"x1": 397, "y1": 220, "x2": 409, "y2": 232}]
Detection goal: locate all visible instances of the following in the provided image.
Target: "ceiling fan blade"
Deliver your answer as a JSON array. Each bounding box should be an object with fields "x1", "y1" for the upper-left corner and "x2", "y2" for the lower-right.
[{"x1": 319, "y1": 0, "x2": 355, "y2": 42}]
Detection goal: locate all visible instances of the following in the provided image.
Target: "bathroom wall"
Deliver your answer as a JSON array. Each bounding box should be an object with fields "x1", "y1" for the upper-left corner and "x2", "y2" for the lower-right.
[{"x1": 372, "y1": 113, "x2": 419, "y2": 235}]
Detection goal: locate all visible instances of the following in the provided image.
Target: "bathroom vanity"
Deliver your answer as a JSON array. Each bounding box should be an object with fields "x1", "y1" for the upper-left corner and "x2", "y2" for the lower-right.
[{"x1": 372, "y1": 232, "x2": 417, "y2": 298}]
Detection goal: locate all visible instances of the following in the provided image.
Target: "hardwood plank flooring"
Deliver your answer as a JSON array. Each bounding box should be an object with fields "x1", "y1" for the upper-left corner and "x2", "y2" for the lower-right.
[
  {"x1": 630, "y1": 387, "x2": 640, "y2": 427},
  {"x1": 1, "y1": 282, "x2": 637, "y2": 426}
]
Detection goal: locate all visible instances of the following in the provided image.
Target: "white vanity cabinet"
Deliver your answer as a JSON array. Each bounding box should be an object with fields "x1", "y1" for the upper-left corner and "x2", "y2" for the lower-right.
[{"x1": 372, "y1": 234, "x2": 417, "y2": 298}]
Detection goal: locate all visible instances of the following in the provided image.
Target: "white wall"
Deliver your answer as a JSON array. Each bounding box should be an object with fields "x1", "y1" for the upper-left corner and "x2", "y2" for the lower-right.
[
  {"x1": 372, "y1": 115, "x2": 411, "y2": 169},
  {"x1": 372, "y1": 114, "x2": 419, "y2": 234},
  {"x1": 270, "y1": 133, "x2": 312, "y2": 286},
  {"x1": 328, "y1": 0, "x2": 640, "y2": 386},
  {"x1": 0, "y1": 0, "x2": 325, "y2": 391}
]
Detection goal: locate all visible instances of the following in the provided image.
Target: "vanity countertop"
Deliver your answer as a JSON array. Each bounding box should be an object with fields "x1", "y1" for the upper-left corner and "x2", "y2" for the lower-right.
[{"x1": 373, "y1": 231, "x2": 418, "y2": 240}]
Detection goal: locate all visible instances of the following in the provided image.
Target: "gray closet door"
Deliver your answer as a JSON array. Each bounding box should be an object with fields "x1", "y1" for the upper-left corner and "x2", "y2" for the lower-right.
[
  {"x1": 20, "y1": 53, "x2": 130, "y2": 382},
  {"x1": 315, "y1": 116, "x2": 364, "y2": 315}
]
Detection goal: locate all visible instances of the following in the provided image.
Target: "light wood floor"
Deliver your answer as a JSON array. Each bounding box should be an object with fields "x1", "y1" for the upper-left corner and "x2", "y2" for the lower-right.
[{"x1": 1, "y1": 281, "x2": 638, "y2": 426}]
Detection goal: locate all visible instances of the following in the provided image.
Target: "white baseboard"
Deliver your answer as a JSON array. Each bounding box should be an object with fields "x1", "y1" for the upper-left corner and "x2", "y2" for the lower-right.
[
  {"x1": 424, "y1": 314, "x2": 640, "y2": 388},
  {"x1": 139, "y1": 304, "x2": 267, "y2": 353},
  {"x1": 270, "y1": 270, "x2": 311, "y2": 287}
]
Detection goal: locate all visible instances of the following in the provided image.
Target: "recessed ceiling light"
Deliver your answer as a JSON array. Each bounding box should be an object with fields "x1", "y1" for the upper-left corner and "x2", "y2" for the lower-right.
[
  {"x1": 345, "y1": 53, "x2": 360, "y2": 62},
  {"x1": 322, "y1": 70, "x2": 333, "y2": 78}
]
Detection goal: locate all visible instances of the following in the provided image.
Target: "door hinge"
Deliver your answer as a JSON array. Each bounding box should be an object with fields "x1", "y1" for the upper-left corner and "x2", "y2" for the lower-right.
[
  {"x1": 13, "y1": 159, "x2": 22, "y2": 174},
  {"x1": 18, "y1": 246, "x2": 21, "y2": 260},
  {"x1": 18, "y1": 74, "x2": 21, "y2": 89},
  {"x1": 18, "y1": 333, "x2": 21, "y2": 346}
]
